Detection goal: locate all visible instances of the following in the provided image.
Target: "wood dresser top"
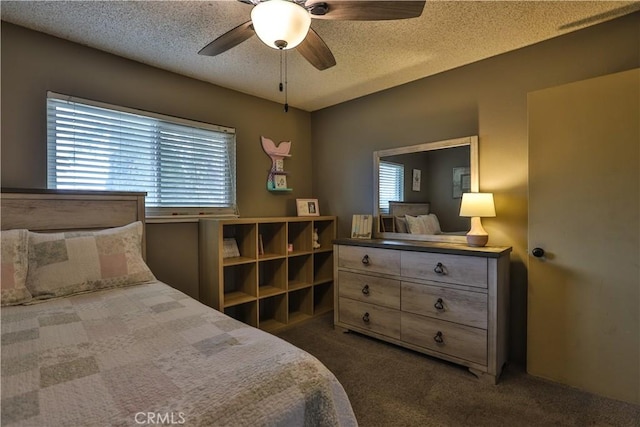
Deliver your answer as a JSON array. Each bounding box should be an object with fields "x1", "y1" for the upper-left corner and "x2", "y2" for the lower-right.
[{"x1": 333, "y1": 238, "x2": 511, "y2": 258}]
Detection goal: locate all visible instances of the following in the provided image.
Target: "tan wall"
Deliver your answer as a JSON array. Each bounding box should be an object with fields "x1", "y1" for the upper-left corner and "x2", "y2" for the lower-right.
[
  {"x1": 1, "y1": 22, "x2": 313, "y2": 298},
  {"x1": 310, "y1": 12, "x2": 640, "y2": 364}
]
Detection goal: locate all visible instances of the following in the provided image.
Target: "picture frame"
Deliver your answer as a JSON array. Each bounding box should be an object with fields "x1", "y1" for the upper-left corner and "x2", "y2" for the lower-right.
[
  {"x1": 412, "y1": 169, "x2": 421, "y2": 192},
  {"x1": 296, "y1": 198, "x2": 319, "y2": 216},
  {"x1": 274, "y1": 173, "x2": 287, "y2": 190},
  {"x1": 452, "y1": 166, "x2": 471, "y2": 199},
  {"x1": 351, "y1": 214, "x2": 373, "y2": 239}
]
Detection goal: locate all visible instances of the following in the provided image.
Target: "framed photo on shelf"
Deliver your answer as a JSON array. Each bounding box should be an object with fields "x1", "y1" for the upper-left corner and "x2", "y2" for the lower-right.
[
  {"x1": 351, "y1": 214, "x2": 373, "y2": 239},
  {"x1": 274, "y1": 174, "x2": 287, "y2": 190},
  {"x1": 296, "y1": 198, "x2": 319, "y2": 216}
]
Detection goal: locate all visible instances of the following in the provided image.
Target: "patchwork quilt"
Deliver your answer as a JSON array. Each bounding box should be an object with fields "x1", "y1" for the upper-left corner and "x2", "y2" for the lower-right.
[{"x1": 1, "y1": 281, "x2": 357, "y2": 426}]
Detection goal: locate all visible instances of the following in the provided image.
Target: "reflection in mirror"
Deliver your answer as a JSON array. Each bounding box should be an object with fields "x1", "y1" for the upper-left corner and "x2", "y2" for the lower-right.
[{"x1": 373, "y1": 136, "x2": 478, "y2": 243}]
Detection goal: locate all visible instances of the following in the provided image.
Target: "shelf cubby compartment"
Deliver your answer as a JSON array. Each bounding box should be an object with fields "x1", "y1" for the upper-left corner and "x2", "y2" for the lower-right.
[
  {"x1": 258, "y1": 221, "x2": 287, "y2": 260},
  {"x1": 288, "y1": 254, "x2": 312, "y2": 291},
  {"x1": 259, "y1": 258, "x2": 287, "y2": 298},
  {"x1": 222, "y1": 222, "x2": 257, "y2": 264},
  {"x1": 288, "y1": 288, "x2": 313, "y2": 325},
  {"x1": 223, "y1": 263, "x2": 257, "y2": 307},
  {"x1": 287, "y1": 220, "x2": 312, "y2": 254},
  {"x1": 313, "y1": 219, "x2": 336, "y2": 252},
  {"x1": 259, "y1": 294, "x2": 287, "y2": 332},
  {"x1": 224, "y1": 301, "x2": 258, "y2": 327},
  {"x1": 313, "y1": 282, "x2": 334, "y2": 315},
  {"x1": 313, "y1": 251, "x2": 334, "y2": 285}
]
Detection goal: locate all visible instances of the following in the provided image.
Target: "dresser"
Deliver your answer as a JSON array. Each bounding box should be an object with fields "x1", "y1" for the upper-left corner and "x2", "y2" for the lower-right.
[{"x1": 334, "y1": 238, "x2": 511, "y2": 383}]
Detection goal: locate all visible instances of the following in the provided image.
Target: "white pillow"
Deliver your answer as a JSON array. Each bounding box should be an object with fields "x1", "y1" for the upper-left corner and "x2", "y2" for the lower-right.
[
  {"x1": 419, "y1": 214, "x2": 442, "y2": 235},
  {"x1": 26, "y1": 222, "x2": 155, "y2": 300},
  {"x1": 1, "y1": 229, "x2": 32, "y2": 306}
]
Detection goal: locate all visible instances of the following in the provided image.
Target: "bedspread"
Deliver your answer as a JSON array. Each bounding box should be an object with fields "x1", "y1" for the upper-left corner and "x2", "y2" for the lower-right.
[{"x1": 1, "y1": 281, "x2": 357, "y2": 426}]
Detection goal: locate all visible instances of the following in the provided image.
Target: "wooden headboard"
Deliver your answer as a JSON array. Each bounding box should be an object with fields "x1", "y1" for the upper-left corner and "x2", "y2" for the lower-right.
[
  {"x1": 1, "y1": 189, "x2": 147, "y2": 255},
  {"x1": 389, "y1": 201, "x2": 430, "y2": 217}
]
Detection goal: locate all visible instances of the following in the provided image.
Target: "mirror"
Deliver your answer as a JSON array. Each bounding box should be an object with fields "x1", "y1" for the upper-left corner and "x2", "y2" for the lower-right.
[{"x1": 373, "y1": 136, "x2": 478, "y2": 243}]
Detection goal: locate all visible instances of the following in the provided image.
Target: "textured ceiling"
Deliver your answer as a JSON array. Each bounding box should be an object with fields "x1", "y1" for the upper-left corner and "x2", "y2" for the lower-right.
[{"x1": 2, "y1": 1, "x2": 639, "y2": 111}]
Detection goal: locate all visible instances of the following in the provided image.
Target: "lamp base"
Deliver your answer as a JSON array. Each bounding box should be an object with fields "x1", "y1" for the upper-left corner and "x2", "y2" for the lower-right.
[
  {"x1": 466, "y1": 217, "x2": 489, "y2": 247},
  {"x1": 466, "y1": 233, "x2": 489, "y2": 247}
]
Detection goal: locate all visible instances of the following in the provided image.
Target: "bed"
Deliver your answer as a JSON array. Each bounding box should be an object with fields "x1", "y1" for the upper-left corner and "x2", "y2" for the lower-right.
[{"x1": 0, "y1": 189, "x2": 357, "y2": 427}]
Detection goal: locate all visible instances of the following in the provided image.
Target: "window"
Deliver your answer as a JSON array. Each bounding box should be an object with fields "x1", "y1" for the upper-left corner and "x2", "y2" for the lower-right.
[
  {"x1": 47, "y1": 92, "x2": 236, "y2": 216},
  {"x1": 378, "y1": 160, "x2": 404, "y2": 214}
]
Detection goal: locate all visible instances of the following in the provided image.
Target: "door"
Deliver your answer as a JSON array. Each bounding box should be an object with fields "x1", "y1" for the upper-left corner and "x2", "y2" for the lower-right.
[{"x1": 528, "y1": 69, "x2": 639, "y2": 404}]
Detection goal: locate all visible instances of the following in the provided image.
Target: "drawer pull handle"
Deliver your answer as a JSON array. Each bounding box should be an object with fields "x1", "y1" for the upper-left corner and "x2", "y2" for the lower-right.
[
  {"x1": 434, "y1": 298, "x2": 444, "y2": 310},
  {"x1": 362, "y1": 312, "x2": 370, "y2": 323},
  {"x1": 433, "y1": 262, "x2": 446, "y2": 275},
  {"x1": 361, "y1": 255, "x2": 370, "y2": 265},
  {"x1": 433, "y1": 331, "x2": 444, "y2": 344},
  {"x1": 362, "y1": 284, "x2": 370, "y2": 295}
]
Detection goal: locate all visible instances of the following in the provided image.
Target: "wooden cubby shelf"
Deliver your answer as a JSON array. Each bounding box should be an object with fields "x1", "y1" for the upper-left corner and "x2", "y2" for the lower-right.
[{"x1": 199, "y1": 216, "x2": 336, "y2": 331}]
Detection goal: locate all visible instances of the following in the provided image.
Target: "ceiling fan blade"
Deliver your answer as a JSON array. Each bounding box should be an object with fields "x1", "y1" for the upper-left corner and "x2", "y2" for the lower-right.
[
  {"x1": 296, "y1": 28, "x2": 336, "y2": 71},
  {"x1": 308, "y1": 1, "x2": 425, "y2": 20},
  {"x1": 198, "y1": 21, "x2": 255, "y2": 56}
]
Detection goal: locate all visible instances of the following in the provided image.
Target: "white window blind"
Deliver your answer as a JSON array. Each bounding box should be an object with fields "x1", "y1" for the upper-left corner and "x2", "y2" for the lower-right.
[
  {"x1": 378, "y1": 161, "x2": 404, "y2": 214},
  {"x1": 47, "y1": 92, "x2": 237, "y2": 216}
]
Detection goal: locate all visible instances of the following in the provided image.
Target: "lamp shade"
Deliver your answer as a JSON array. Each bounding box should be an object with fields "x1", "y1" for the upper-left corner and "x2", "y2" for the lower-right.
[
  {"x1": 251, "y1": 0, "x2": 311, "y2": 50},
  {"x1": 459, "y1": 193, "x2": 496, "y2": 217}
]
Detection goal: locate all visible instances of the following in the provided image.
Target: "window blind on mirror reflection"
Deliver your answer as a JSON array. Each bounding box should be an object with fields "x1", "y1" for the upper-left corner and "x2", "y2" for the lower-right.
[
  {"x1": 46, "y1": 92, "x2": 237, "y2": 216},
  {"x1": 378, "y1": 160, "x2": 404, "y2": 214}
]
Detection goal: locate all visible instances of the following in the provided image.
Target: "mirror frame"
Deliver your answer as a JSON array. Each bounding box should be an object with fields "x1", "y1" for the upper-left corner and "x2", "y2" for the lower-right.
[{"x1": 373, "y1": 135, "x2": 478, "y2": 243}]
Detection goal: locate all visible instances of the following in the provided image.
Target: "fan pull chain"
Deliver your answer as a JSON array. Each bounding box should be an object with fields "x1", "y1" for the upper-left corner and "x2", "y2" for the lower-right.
[
  {"x1": 279, "y1": 48, "x2": 284, "y2": 93},
  {"x1": 278, "y1": 47, "x2": 289, "y2": 113},
  {"x1": 284, "y1": 48, "x2": 289, "y2": 112}
]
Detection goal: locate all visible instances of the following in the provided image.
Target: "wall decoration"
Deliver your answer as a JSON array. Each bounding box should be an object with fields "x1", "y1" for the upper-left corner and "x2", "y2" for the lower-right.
[
  {"x1": 412, "y1": 169, "x2": 421, "y2": 192},
  {"x1": 261, "y1": 136, "x2": 292, "y2": 192},
  {"x1": 296, "y1": 198, "x2": 319, "y2": 216},
  {"x1": 452, "y1": 166, "x2": 471, "y2": 198},
  {"x1": 351, "y1": 214, "x2": 373, "y2": 239}
]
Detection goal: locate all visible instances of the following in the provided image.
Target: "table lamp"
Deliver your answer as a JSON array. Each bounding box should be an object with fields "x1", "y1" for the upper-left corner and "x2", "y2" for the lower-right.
[{"x1": 459, "y1": 192, "x2": 496, "y2": 247}]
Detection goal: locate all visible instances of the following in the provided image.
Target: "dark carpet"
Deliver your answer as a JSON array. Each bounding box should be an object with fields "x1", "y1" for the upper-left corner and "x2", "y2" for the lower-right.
[{"x1": 275, "y1": 313, "x2": 640, "y2": 427}]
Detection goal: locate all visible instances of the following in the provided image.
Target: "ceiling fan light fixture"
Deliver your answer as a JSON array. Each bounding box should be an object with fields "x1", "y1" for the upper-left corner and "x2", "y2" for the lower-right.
[{"x1": 251, "y1": 0, "x2": 311, "y2": 50}]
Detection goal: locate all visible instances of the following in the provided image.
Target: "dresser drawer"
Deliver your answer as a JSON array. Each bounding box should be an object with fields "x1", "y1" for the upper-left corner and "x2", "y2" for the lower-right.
[
  {"x1": 401, "y1": 312, "x2": 487, "y2": 365},
  {"x1": 401, "y1": 252, "x2": 488, "y2": 288},
  {"x1": 339, "y1": 271, "x2": 400, "y2": 309},
  {"x1": 339, "y1": 298, "x2": 400, "y2": 339},
  {"x1": 401, "y1": 282, "x2": 487, "y2": 329},
  {"x1": 338, "y1": 245, "x2": 401, "y2": 275}
]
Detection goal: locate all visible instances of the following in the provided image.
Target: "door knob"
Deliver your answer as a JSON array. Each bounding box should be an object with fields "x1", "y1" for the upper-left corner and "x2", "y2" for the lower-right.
[{"x1": 532, "y1": 247, "x2": 545, "y2": 258}]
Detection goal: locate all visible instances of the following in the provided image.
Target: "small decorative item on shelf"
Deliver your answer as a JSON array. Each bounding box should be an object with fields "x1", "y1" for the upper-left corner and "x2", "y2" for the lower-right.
[
  {"x1": 296, "y1": 198, "x2": 319, "y2": 217},
  {"x1": 258, "y1": 234, "x2": 264, "y2": 255},
  {"x1": 261, "y1": 136, "x2": 293, "y2": 192},
  {"x1": 313, "y1": 228, "x2": 321, "y2": 249},
  {"x1": 287, "y1": 243, "x2": 294, "y2": 253},
  {"x1": 222, "y1": 238, "x2": 240, "y2": 258},
  {"x1": 351, "y1": 214, "x2": 373, "y2": 239}
]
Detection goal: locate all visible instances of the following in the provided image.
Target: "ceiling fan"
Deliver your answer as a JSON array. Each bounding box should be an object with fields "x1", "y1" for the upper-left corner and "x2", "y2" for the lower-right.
[{"x1": 198, "y1": 0, "x2": 426, "y2": 71}]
